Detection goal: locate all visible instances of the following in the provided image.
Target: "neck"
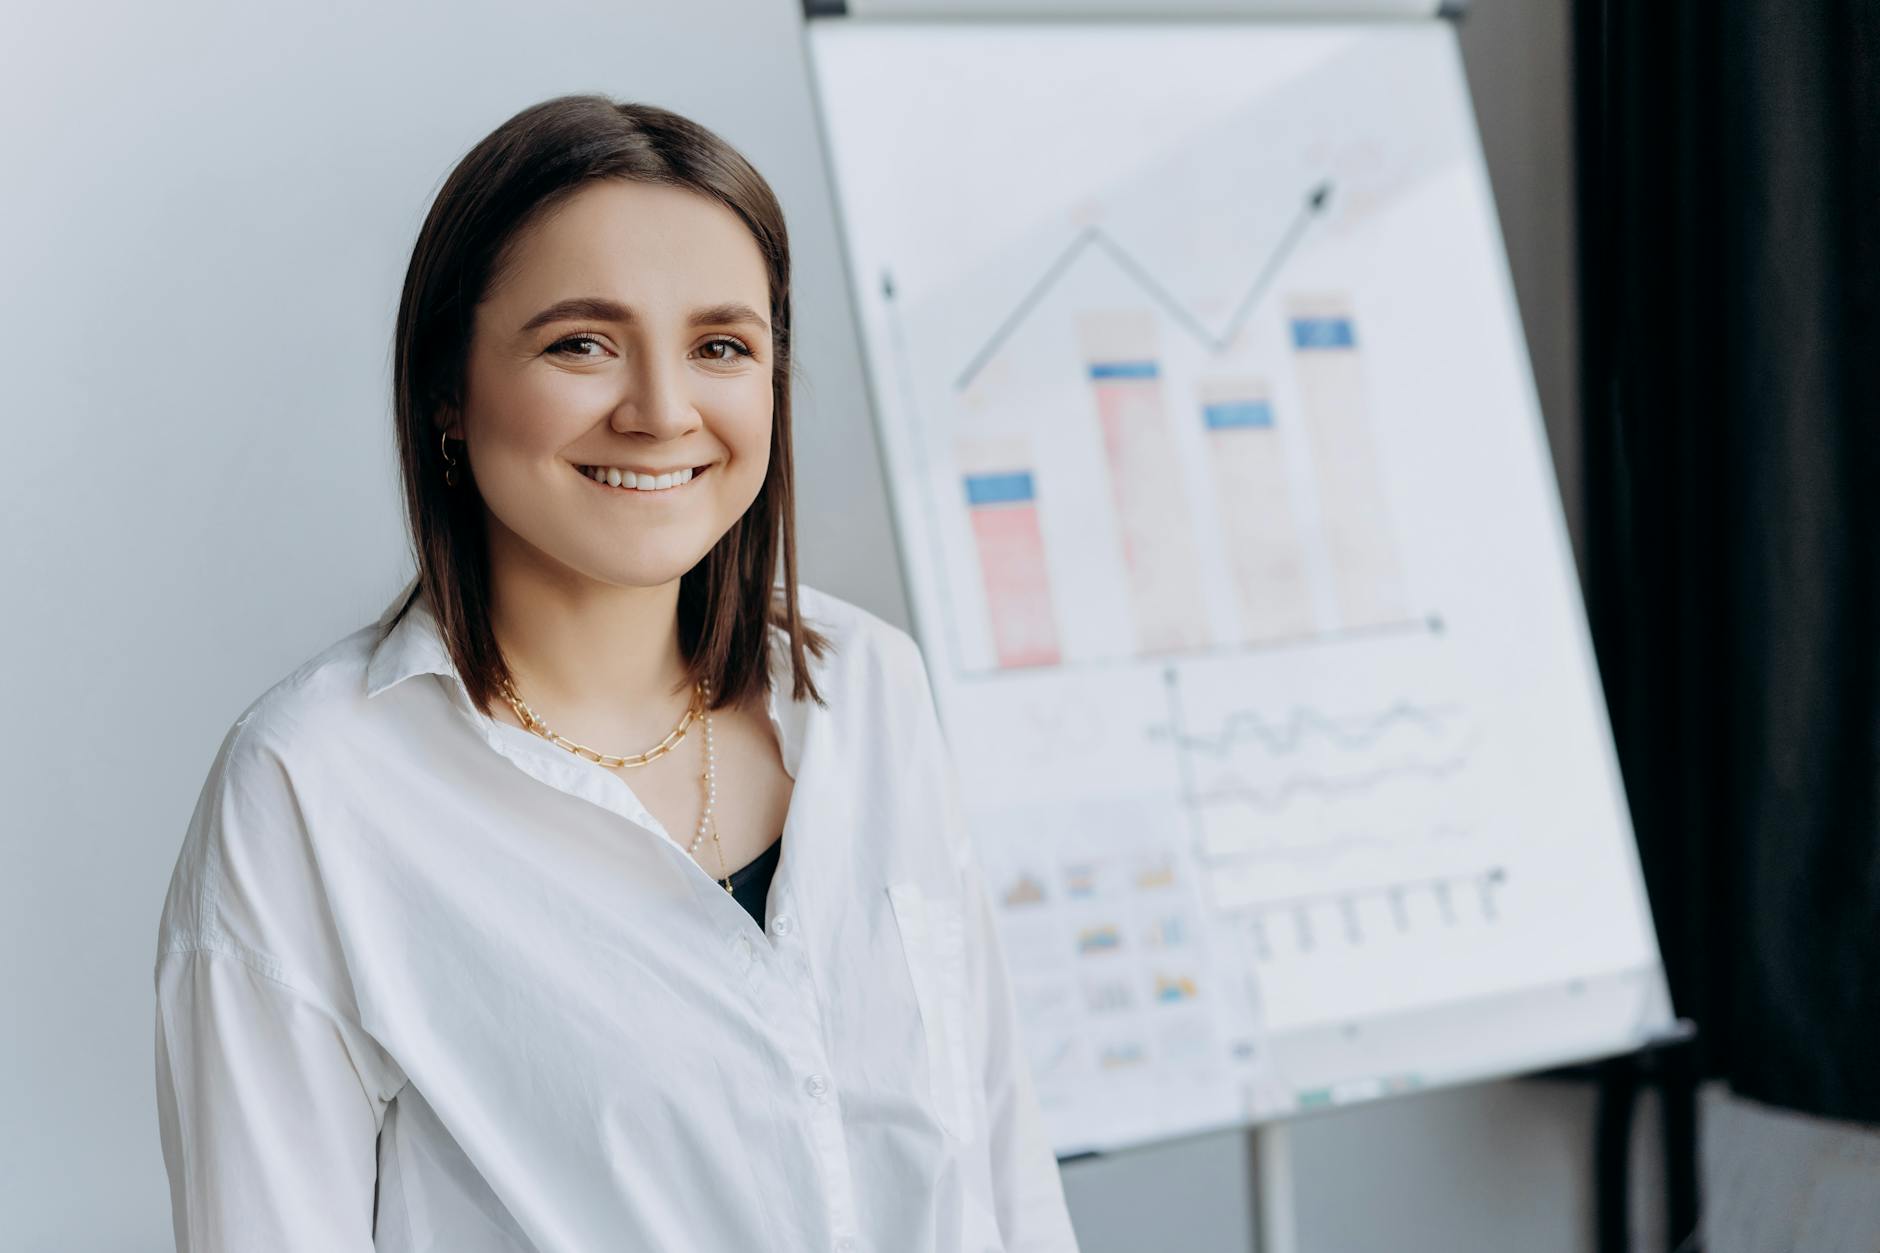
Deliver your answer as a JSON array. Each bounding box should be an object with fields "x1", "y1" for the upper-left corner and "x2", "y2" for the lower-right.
[{"x1": 485, "y1": 547, "x2": 693, "y2": 738}]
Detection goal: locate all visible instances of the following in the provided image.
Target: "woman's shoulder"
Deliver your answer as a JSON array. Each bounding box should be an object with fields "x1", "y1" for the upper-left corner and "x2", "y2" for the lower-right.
[
  {"x1": 787, "y1": 581, "x2": 930, "y2": 692},
  {"x1": 156, "y1": 605, "x2": 396, "y2": 1001},
  {"x1": 220, "y1": 608, "x2": 401, "y2": 762},
  {"x1": 789, "y1": 583, "x2": 969, "y2": 876},
  {"x1": 784, "y1": 582, "x2": 946, "y2": 765},
  {"x1": 174, "y1": 587, "x2": 416, "y2": 871}
]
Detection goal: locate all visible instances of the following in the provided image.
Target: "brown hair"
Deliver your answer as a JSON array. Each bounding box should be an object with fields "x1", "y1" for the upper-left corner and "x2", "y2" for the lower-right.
[{"x1": 386, "y1": 94, "x2": 829, "y2": 716}]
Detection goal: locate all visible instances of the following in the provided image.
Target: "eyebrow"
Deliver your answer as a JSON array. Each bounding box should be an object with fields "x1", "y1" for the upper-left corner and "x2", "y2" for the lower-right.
[{"x1": 518, "y1": 296, "x2": 769, "y2": 336}]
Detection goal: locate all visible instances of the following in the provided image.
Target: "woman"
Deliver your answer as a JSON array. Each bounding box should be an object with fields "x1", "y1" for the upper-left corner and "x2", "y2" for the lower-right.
[{"x1": 153, "y1": 94, "x2": 1079, "y2": 1253}]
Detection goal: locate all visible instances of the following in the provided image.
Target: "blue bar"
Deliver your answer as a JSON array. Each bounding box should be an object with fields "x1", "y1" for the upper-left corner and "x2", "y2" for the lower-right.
[
  {"x1": 1290, "y1": 317, "x2": 1357, "y2": 350},
  {"x1": 1203, "y1": 399, "x2": 1275, "y2": 430},
  {"x1": 1088, "y1": 360, "x2": 1159, "y2": 380},
  {"x1": 964, "y1": 471, "x2": 1036, "y2": 506}
]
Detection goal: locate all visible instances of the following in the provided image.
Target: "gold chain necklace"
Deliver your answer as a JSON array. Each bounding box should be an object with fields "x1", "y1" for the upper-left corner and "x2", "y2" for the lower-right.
[{"x1": 499, "y1": 677, "x2": 733, "y2": 894}]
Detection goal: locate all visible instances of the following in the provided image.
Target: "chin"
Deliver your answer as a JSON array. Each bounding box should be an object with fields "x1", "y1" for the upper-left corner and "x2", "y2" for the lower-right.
[{"x1": 584, "y1": 552, "x2": 711, "y2": 590}]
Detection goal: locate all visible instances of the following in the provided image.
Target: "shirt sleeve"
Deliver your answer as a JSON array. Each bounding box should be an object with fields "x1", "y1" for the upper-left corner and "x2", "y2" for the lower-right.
[
  {"x1": 155, "y1": 946, "x2": 392, "y2": 1250},
  {"x1": 154, "y1": 710, "x2": 402, "y2": 1251}
]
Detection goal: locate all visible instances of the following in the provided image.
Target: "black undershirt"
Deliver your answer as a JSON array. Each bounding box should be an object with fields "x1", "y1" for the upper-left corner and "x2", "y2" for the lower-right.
[{"x1": 726, "y1": 835, "x2": 782, "y2": 928}]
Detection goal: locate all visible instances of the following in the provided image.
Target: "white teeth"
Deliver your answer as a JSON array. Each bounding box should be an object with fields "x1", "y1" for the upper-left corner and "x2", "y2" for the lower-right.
[{"x1": 584, "y1": 465, "x2": 699, "y2": 491}]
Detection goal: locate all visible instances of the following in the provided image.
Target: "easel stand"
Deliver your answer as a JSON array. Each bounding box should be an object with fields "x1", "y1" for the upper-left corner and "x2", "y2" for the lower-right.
[
  {"x1": 1247, "y1": 1020, "x2": 1699, "y2": 1253},
  {"x1": 1592, "y1": 1021, "x2": 1701, "y2": 1253},
  {"x1": 1250, "y1": 1122, "x2": 1299, "y2": 1253}
]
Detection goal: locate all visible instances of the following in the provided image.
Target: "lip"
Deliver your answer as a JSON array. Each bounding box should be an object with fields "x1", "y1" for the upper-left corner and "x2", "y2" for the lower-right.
[{"x1": 576, "y1": 462, "x2": 711, "y2": 497}]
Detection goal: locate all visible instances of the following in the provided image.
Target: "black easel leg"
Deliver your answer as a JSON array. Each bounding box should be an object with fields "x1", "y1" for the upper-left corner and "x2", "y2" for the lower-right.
[
  {"x1": 1595, "y1": 1055, "x2": 1639, "y2": 1253},
  {"x1": 1663, "y1": 1042, "x2": 1700, "y2": 1250}
]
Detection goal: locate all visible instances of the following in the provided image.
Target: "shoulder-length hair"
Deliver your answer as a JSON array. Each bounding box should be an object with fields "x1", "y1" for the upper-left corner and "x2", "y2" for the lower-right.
[{"x1": 386, "y1": 93, "x2": 829, "y2": 717}]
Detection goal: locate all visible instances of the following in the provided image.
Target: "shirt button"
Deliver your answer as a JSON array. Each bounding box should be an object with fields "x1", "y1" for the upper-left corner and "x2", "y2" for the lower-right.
[
  {"x1": 803, "y1": 1073, "x2": 830, "y2": 1100},
  {"x1": 771, "y1": 913, "x2": 794, "y2": 937},
  {"x1": 833, "y1": 1238, "x2": 857, "y2": 1253}
]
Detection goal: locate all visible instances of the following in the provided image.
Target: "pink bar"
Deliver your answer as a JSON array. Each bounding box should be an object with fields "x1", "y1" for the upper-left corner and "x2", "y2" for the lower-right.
[
  {"x1": 970, "y1": 503, "x2": 1062, "y2": 668},
  {"x1": 1080, "y1": 312, "x2": 1211, "y2": 656}
]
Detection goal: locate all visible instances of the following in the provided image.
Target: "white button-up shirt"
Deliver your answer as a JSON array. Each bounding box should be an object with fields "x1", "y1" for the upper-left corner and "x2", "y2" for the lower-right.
[{"x1": 153, "y1": 579, "x2": 1080, "y2": 1253}]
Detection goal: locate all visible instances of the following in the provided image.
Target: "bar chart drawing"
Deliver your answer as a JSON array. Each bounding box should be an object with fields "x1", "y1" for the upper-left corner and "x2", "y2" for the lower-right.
[
  {"x1": 1078, "y1": 310, "x2": 1213, "y2": 656},
  {"x1": 1199, "y1": 376, "x2": 1317, "y2": 643},
  {"x1": 812, "y1": 21, "x2": 1676, "y2": 1155},
  {"x1": 958, "y1": 436, "x2": 1063, "y2": 668},
  {"x1": 935, "y1": 285, "x2": 1419, "y2": 671},
  {"x1": 1289, "y1": 294, "x2": 1409, "y2": 629}
]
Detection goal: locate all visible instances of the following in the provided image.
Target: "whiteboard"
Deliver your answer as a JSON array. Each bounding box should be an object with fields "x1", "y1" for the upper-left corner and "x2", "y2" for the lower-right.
[
  {"x1": 834, "y1": 1, "x2": 1446, "y2": 16},
  {"x1": 806, "y1": 19, "x2": 1675, "y2": 1156}
]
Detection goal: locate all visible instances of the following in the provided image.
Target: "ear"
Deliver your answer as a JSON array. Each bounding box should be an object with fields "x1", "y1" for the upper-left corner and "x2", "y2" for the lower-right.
[{"x1": 435, "y1": 404, "x2": 463, "y2": 442}]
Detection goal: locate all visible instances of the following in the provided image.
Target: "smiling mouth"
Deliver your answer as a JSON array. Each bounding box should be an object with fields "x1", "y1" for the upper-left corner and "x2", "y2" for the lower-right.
[{"x1": 577, "y1": 463, "x2": 710, "y2": 494}]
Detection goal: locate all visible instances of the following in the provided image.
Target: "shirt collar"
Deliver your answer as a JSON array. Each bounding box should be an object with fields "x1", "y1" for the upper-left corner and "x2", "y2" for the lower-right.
[
  {"x1": 363, "y1": 576, "x2": 452, "y2": 700},
  {"x1": 363, "y1": 575, "x2": 807, "y2": 777}
]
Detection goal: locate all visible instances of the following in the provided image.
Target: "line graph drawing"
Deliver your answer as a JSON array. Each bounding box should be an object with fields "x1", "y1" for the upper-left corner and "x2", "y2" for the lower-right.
[
  {"x1": 1192, "y1": 748, "x2": 1477, "y2": 814},
  {"x1": 1158, "y1": 666, "x2": 1480, "y2": 815},
  {"x1": 813, "y1": 21, "x2": 1677, "y2": 1150},
  {"x1": 955, "y1": 182, "x2": 1334, "y2": 391},
  {"x1": 1149, "y1": 691, "x2": 1469, "y2": 758}
]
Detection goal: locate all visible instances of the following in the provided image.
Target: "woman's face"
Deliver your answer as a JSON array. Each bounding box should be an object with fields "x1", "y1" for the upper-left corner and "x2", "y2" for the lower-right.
[{"x1": 453, "y1": 178, "x2": 774, "y2": 591}]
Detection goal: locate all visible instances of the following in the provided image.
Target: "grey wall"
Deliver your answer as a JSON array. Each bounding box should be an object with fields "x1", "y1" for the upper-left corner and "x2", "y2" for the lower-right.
[
  {"x1": 11, "y1": 2, "x2": 1866, "y2": 1251},
  {"x1": 1459, "y1": 0, "x2": 1582, "y2": 572},
  {"x1": 0, "y1": 4, "x2": 900, "y2": 1247}
]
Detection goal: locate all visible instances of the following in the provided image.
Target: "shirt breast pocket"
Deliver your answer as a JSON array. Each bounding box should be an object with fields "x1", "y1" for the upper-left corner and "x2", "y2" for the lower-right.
[{"x1": 886, "y1": 880, "x2": 977, "y2": 1143}]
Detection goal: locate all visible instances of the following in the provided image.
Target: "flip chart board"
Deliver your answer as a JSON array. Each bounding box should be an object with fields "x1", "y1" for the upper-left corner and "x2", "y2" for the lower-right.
[{"x1": 807, "y1": 18, "x2": 1675, "y2": 1155}]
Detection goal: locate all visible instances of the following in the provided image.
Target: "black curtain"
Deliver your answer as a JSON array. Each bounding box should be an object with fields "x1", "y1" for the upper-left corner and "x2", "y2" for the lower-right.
[{"x1": 1577, "y1": 0, "x2": 1879, "y2": 1125}]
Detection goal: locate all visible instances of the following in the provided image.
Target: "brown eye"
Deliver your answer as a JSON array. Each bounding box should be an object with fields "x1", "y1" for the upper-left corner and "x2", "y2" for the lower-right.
[
  {"x1": 699, "y1": 337, "x2": 753, "y2": 362},
  {"x1": 548, "y1": 334, "x2": 606, "y2": 358}
]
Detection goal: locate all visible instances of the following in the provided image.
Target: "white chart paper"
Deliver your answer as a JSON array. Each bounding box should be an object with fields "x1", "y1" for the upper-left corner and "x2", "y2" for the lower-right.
[{"x1": 808, "y1": 20, "x2": 1674, "y2": 1155}]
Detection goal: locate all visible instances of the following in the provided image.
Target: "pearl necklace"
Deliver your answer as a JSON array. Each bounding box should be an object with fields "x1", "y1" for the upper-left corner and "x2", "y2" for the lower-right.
[
  {"x1": 500, "y1": 676, "x2": 733, "y2": 894},
  {"x1": 691, "y1": 686, "x2": 732, "y2": 894}
]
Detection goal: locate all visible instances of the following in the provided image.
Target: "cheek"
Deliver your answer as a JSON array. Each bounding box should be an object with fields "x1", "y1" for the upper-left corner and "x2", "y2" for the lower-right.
[
  {"x1": 719, "y1": 382, "x2": 775, "y2": 472},
  {"x1": 474, "y1": 375, "x2": 594, "y2": 467}
]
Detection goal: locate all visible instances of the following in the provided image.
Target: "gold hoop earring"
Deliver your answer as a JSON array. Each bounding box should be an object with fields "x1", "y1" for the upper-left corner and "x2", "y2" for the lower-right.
[{"x1": 440, "y1": 430, "x2": 460, "y2": 488}]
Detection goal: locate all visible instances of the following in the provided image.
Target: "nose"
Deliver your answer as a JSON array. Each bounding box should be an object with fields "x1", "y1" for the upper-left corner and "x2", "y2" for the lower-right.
[{"x1": 609, "y1": 355, "x2": 699, "y2": 440}]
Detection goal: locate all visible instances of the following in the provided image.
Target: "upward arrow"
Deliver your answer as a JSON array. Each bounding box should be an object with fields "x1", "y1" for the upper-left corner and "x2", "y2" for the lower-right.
[{"x1": 950, "y1": 179, "x2": 1335, "y2": 393}]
